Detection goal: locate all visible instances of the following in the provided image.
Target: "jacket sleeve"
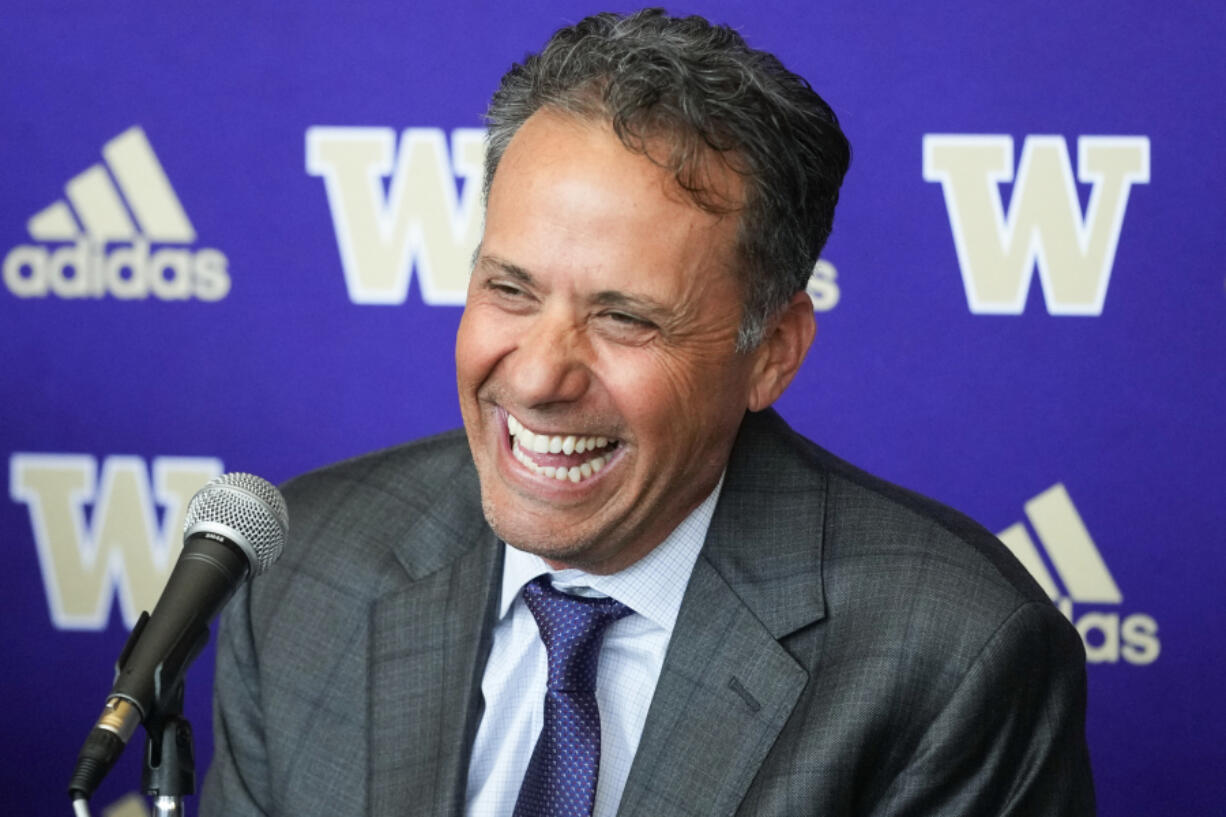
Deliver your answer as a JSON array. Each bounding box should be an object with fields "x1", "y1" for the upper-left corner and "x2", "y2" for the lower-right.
[
  {"x1": 868, "y1": 600, "x2": 1096, "y2": 816},
  {"x1": 199, "y1": 580, "x2": 272, "y2": 817}
]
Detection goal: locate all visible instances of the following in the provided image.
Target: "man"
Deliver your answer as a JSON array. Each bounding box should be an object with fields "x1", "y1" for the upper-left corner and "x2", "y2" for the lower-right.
[{"x1": 203, "y1": 9, "x2": 1094, "y2": 816}]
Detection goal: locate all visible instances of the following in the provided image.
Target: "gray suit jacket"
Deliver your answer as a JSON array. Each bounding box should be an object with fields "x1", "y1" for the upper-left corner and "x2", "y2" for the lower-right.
[{"x1": 201, "y1": 409, "x2": 1094, "y2": 816}]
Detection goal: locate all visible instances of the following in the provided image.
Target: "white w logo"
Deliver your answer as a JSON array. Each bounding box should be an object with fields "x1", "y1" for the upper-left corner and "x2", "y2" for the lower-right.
[
  {"x1": 306, "y1": 127, "x2": 485, "y2": 305},
  {"x1": 923, "y1": 134, "x2": 1149, "y2": 315},
  {"x1": 9, "y1": 454, "x2": 222, "y2": 630}
]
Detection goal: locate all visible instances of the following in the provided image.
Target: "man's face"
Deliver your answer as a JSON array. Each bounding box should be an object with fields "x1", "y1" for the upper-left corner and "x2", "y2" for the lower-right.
[{"x1": 456, "y1": 110, "x2": 770, "y2": 574}]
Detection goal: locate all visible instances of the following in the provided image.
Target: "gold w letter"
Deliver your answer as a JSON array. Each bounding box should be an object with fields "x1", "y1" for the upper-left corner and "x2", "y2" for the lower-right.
[
  {"x1": 9, "y1": 454, "x2": 221, "y2": 630},
  {"x1": 923, "y1": 135, "x2": 1149, "y2": 315}
]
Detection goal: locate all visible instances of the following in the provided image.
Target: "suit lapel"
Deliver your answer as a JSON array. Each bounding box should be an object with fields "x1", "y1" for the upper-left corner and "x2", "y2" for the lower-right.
[
  {"x1": 359, "y1": 409, "x2": 824, "y2": 816},
  {"x1": 617, "y1": 409, "x2": 828, "y2": 817},
  {"x1": 367, "y1": 453, "x2": 502, "y2": 817}
]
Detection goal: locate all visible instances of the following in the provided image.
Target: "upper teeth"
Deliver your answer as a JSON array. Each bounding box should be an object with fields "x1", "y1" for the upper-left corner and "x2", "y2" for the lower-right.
[
  {"x1": 506, "y1": 413, "x2": 616, "y2": 483},
  {"x1": 507, "y1": 414, "x2": 612, "y2": 456}
]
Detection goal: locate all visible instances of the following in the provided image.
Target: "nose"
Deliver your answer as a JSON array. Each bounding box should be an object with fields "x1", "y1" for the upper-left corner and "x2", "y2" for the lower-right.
[{"x1": 503, "y1": 308, "x2": 592, "y2": 409}]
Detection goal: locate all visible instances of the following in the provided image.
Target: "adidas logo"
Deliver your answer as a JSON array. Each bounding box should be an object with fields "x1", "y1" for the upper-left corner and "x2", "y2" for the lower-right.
[
  {"x1": 999, "y1": 483, "x2": 1159, "y2": 665},
  {"x1": 3, "y1": 126, "x2": 230, "y2": 301}
]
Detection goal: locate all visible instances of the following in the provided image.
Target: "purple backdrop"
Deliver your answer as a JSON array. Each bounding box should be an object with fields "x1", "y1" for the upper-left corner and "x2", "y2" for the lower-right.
[{"x1": 3, "y1": 2, "x2": 1223, "y2": 814}]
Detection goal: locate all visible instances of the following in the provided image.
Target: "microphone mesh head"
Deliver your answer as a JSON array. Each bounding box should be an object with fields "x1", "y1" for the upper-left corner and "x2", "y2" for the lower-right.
[{"x1": 184, "y1": 472, "x2": 287, "y2": 574}]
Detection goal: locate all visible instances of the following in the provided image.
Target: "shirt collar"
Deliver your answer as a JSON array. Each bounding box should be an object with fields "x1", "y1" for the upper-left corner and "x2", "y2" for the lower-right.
[{"x1": 498, "y1": 474, "x2": 724, "y2": 634}]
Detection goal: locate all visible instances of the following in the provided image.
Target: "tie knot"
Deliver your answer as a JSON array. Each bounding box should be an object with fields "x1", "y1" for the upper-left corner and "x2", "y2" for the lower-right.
[{"x1": 521, "y1": 575, "x2": 632, "y2": 692}]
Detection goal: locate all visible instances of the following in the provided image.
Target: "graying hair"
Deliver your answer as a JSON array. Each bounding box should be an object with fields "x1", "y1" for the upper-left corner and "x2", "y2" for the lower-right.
[{"x1": 483, "y1": 8, "x2": 851, "y2": 350}]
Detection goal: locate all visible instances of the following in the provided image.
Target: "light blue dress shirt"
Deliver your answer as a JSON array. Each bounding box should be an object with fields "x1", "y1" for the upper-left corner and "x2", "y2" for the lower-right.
[{"x1": 465, "y1": 479, "x2": 723, "y2": 817}]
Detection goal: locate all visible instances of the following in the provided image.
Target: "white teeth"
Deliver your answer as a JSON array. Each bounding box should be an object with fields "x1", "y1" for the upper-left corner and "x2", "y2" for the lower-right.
[
  {"x1": 507, "y1": 415, "x2": 613, "y2": 457},
  {"x1": 508, "y1": 416, "x2": 617, "y2": 485}
]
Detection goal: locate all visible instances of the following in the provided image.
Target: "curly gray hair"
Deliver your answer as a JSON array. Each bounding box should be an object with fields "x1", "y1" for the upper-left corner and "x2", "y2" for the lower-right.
[{"x1": 483, "y1": 8, "x2": 851, "y2": 350}]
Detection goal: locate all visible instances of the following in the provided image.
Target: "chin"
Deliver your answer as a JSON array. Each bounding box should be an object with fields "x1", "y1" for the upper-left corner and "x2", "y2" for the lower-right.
[
  {"x1": 479, "y1": 492, "x2": 614, "y2": 565},
  {"x1": 486, "y1": 512, "x2": 594, "y2": 565}
]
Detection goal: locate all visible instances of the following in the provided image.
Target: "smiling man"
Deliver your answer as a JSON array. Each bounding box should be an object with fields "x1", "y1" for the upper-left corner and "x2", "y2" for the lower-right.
[
  {"x1": 203, "y1": 10, "x2": 1094, "y2": 817},
  {"x1": 458, "y1": 107, "x2": 800, "y2": 576}
]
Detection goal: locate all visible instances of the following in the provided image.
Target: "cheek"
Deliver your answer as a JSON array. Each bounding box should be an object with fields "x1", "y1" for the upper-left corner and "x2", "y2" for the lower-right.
[
  {"x1": 456, "y1": 307, "x2": 509, "y2": 389},
  {"x1": 617, "y1": 346, "x2": 752, "y2": 442},
  {"x1": 599, "y1": 350, "x2": 704, "y2": 437}
]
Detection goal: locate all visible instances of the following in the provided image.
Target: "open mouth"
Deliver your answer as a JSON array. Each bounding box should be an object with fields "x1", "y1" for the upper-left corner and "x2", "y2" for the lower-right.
[{"x1": 506, "y1": 412, "x2": 621, "y2": 483}]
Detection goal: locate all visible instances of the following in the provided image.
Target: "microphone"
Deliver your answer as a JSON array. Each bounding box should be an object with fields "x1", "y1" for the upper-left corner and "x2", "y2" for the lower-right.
[{"x1": 68, "y1": 472, "x2": 287, "y2": 802}]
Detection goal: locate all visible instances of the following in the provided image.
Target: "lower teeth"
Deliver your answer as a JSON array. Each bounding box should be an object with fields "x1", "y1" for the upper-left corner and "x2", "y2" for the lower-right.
[{"x1": 512, "y1": 438, "x2": 614, "y2": 482}]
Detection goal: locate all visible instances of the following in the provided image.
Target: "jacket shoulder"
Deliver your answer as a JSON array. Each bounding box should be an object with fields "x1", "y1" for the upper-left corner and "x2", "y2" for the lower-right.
[
  {"x1": 745, "y1": 409, "x2": 1049, "y2": 611},
  {"x1": 252, "y1": 429, "x2": 483, "y2": 614},
  {"x1": 728, "y1": 412, "x2": 1088, "y2": 806},
  {"x1": 281, "y1": 427, "x2": 473, "y2": 514}
]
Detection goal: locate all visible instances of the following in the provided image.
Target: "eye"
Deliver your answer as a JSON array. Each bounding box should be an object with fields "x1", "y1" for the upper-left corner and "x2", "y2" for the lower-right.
[
  {"x1": 596, "y1": 310, "x2": 659, "y2": 346},
  {"x1": 486, "y1": 279, "x2": 526, "y2": 297},
  {"x1": 480, "y1": 276, "x2": 539, "y2": 315},
  {"x1": 602, "y1": 310, "x2": 655, "y2": 328},
  {"x1": 483, "y1": 278, "x2": 537, "y2": 306}
]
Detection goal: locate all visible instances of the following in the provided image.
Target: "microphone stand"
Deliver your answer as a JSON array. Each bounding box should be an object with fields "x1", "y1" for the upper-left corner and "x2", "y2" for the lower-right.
[
  {"x1": 141, "y1": 670, "x2": 197, "y2": 816},
  {"x1": 69, "y1": 615, "x2": 204, "y2": 817},
  {"x1": 70, "y1": 471, "x2": 285, "y2": 816}
]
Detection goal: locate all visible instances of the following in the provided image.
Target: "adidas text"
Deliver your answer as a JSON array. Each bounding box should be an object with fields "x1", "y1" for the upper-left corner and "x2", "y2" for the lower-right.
[
  {"x1": 4, "y1": 239, "x2": 229, "y2": 301},
  {"x1": 1054, "y1": 598, "x2": 1159, "y2": 666}
]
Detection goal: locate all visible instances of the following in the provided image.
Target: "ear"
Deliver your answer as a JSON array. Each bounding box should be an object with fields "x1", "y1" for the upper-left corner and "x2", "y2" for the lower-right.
[{"x1": 746, "y1": 290, "x2": 816, "y2": 412}]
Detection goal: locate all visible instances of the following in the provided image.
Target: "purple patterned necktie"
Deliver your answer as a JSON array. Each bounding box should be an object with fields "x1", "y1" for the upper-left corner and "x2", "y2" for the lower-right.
[{"x1": 512, "y1": 575, "x2": 633, "y2": 817}]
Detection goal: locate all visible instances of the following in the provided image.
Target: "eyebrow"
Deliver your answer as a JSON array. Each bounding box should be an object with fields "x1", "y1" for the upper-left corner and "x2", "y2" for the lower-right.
[{"x1": 476, "y1": 255, "x2": 535, "y2": 286}]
